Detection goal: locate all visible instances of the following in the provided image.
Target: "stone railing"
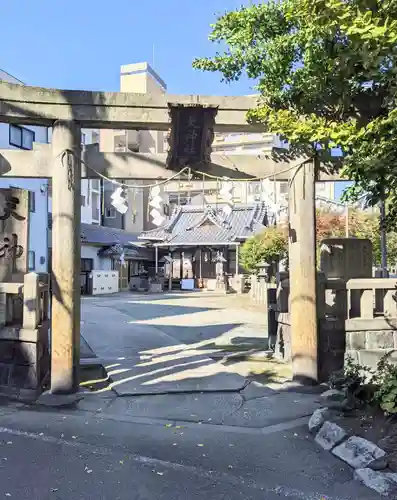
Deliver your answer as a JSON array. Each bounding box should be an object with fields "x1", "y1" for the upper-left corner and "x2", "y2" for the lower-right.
[
  {"x1": 273, "y1": 273, "x2": 397, "y2": 379},
  {"x1": 249, "y1": 275, "x2": 277, "y2": 303},
  {"x1": 0, "y1": 272, "x2": 50, "y2": 395}
]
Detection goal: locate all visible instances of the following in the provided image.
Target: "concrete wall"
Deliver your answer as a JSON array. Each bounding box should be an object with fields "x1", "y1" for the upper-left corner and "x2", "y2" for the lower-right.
[{"x1": 81, "y1": 245, "x2": 112, "y2": 271}]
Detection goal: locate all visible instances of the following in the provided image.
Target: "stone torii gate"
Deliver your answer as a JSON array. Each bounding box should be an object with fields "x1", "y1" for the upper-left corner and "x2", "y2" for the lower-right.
[{"x1": 0, "y1": 80, "x2": 338, "y2": 393}]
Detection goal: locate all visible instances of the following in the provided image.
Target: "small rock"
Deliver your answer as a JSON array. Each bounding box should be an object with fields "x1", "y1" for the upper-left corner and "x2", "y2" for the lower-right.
[
  {"x1": 368, "y1": 457, "x2": 389, "y2": 471},
  {"x1": 355, "y1": 468, "x2": 397, "y2": 497},
  {"x1": 332, "y1": 436, "x2": 386, "y2": 469},
  {"x1": 325, "y1": 399, "x2": 351, "y2": 411},
  {"x1": 308, "y1": 408, "x2": 330, "y2": 433},
  {"x1": 315, "y1": 421, "x2": 348, "y2": 451},
  {"x1": 320, "y1": 389, "x2": 346, "y2": 402}
]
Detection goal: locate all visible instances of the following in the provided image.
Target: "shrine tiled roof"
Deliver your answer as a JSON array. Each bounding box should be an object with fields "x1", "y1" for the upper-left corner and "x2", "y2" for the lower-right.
[
  {"x1": 138, "y1": 202, "x2": 270, "y2": 246},
  {"x1": 80, "y1": 223, "x2": 140, "y2": 246},
  {"x1": 97, "y1": 243, "x2": 151, "y2": 260}
]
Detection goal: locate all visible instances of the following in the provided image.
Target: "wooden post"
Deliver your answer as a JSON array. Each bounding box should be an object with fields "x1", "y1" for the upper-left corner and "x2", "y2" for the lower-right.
[
  {"x1": 51, "y1": 120, "x2": 81, "y2": 394},
  {"x1": 288, "y1": 160, "x2": 318, "y2": 384}
]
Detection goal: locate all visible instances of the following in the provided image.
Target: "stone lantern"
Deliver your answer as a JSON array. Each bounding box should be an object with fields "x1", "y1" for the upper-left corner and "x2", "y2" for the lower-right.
[{"x1": 257, "y1": 261, "x2": 271, "y2": 282}]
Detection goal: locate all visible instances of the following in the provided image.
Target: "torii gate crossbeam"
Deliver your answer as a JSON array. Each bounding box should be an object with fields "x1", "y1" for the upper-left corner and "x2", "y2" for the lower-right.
[{"x1": 0, "y1": 81, "x2": 343, "y2": 393}]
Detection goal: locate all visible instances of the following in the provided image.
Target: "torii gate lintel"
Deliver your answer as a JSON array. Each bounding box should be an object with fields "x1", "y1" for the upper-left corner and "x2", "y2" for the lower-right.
[{"x1": 0, "y1": 81, "x2": 348, "y2": 393}]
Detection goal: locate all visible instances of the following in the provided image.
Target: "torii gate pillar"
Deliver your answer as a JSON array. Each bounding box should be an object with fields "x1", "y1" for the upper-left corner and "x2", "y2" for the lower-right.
[
  {"x1": 288, "y1": 159, "x2": 318, "y2": 384},
  {"x1": 50, "y1": 120, "x2": 81, "y2": 394}
]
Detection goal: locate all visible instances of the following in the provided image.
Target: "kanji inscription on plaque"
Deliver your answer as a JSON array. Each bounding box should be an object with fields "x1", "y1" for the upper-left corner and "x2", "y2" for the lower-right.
[
  {"x1": 166, "y1": 104, "x2": 218, "y2": 169},
  {"x1": 0, "y1": 189, "x2": 29, "y2": 282}
]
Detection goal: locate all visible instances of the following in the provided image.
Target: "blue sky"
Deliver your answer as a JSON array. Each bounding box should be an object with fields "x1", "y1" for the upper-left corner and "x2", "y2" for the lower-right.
[
  {"x1": 1, "y1": 0, "x2": 253, "y2": 95},
  {"x1": 1, "y1": 0, "x2": 349, "y2": 199}
]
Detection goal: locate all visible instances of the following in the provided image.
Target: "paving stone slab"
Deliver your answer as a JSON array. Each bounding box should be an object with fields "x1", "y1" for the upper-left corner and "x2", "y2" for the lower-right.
[
  {"x1": 355, "y1": 468, "x2": 397, "y2": 497},
  {"x1": 240, "y1": 381, "x2": 275, "y2": 401},
  {"x1": 315, "y1": 421, "x2": 347, "y2": 451},
  {"x1": 332, "y1": 436, "x2": 386, "y2": 469},
  {"x1": 107, "y1": 353, "x2": 247, "y2": 396},
  {"x1": 102, "y1": 392, "x2": 243, "y2": 424},
  {"x1": 221, "y1": 391, "x2": 320, "y2": 428}
]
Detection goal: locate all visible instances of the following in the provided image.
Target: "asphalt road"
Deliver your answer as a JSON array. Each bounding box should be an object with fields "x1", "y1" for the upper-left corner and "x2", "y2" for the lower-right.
[{"x1": 0, "y1": 400, "x2": 380, "y2": 500}]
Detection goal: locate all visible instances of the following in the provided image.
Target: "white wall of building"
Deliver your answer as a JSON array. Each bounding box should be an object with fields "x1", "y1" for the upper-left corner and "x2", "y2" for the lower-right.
[{"x1": 81, "y1": 245, "x2": 112, "y2": 271}]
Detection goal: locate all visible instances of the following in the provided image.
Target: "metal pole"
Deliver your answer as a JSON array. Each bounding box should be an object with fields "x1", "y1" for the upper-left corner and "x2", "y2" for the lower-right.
[
  {"x1": 380, "y1": 200, "x2": 388, "y2": 277},
  {"x1": 235, "y1": 243, "x2": 239, "y2": 274},
  {"x1": 155, "y1": 246, "x2": 159, "y2": 275}
]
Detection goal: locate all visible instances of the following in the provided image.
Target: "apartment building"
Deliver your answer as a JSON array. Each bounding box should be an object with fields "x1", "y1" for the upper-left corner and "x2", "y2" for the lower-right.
[
  {"x1": 0, "y1": 69, "x2": 50, "y2": 273},
  {"x1": 165, "y1": 132, "x2": 335, "y2": 210},
  {"x1": 99, "y1": 62, "x2": 167, "y2": 235}
]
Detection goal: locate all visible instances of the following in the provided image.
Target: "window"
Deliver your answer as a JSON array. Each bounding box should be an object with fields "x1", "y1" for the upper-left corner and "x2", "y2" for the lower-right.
[
  {"x1": 81, "y1": 195, "x2": 86, "y2": 206},
  {"x1": 91, "y1": 180, "x2": 100, "y2": 191},
  {"x1": 28, "y1": 192, "x2": 35, "y2": 213},
  {"x1": 248, "y1": 182, "x2": 261, "y2": 195},
  {"x1": 81, "y1": 133, "x2": 86, "y2": 145},
  {"x1": 279, "y1": 182, "x2": 288, "y2": 194},
  {"x1": 316, "y1": 182, "x2": 326, "y2": 191},
  {"x1": 91, "y1": 192, "x2": 100, "y2": 221},
  {"x1": 9, "y1": 125, "x2": 35, "y2": 150},
  {"x1": 28, "y1": 251, "x2": 35, "y2": 271},
  {"x1": 105, "y1": 207, "x2": 116, "y2": 218},
  {"x1": 128, "y1": 261, "x2": 139, "y2": 277},
  {"x1": 80, "y1": 258, "x2": 93, "y2": 273}
]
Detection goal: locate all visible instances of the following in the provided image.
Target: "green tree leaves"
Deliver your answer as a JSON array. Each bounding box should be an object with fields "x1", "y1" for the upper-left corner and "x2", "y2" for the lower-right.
[{"x1": 194, "y1": 1, "x2": 397, "y2": 225}]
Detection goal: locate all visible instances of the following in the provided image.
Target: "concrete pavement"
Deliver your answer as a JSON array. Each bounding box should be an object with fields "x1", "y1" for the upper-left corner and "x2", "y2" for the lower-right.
[
  {"x1": 80, "y1": 292, "x2": 268, "y2": 395},
  {"x1": 5, "y1": 290, "x2": 378, "y2": 499}
]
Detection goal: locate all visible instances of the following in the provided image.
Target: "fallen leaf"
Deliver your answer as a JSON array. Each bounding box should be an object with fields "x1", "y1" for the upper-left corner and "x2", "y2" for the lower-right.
[
  {"x1": 39, "y1": 433, "x2": 44, "y2": 436},
  {"x1": 86, "y1": 469, "x2": 92, "y2": 474},
  {"x1": 229, "y1": 444, "x2": 234, "y2": 447},
  {"x1": 119, "y1": 460, "x2": 124, "y2": 465},
  {"x1": 228, "y1": 465, "x2": 233, "y2": 469},
  {"x1": 156, "y1": 472, "x2": 164, "y2": 476},
  {"x1": 164, "y1": 424, "x2": 173, "y2": 428},
  {"x1": 172, "y1": 443, "x2": 178, "y2": 446},
  {"x1": 207, "y1": 418, "x2": 212, "y2": 422},
  {"x1": 50, "y1": 489, "x2": 59, "y2": 493},
  {"x1": 5, "y1": 493, "x2": 11, "y2": 497},
  {"x1": 197, "y1": 444, "x2": 204, "y2": 447},
  {"x1": 175, "y1": 426, "x2": 183, "y2": 429},
  {"x1": 72, "y1": 436, "x2": 77, "y2": 439},
  {"x1": 6, "y1": 442, "x2": 12, "y2": 445}
]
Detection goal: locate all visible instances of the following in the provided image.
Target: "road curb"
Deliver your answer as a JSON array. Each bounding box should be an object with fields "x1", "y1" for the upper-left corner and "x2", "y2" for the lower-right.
[{"x1": 309, "y1": 407, "x2": 397, "y2": 497}]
